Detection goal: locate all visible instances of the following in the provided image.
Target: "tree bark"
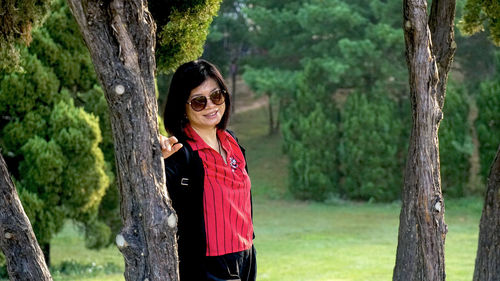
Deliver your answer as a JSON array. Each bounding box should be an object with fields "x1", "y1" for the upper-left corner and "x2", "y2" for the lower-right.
[
  {"x1": 66, "y1": 1, "x2": 179, "y2": 280},
  {"x1": 473, "y1": 144, "x2": 500, "y2": 281},
  {"x1": 393, "y1": 1, "x2": 456, "y2": 280},
  {"x1": 0, "y1": 153, "x2": 52, "y2": 281}
]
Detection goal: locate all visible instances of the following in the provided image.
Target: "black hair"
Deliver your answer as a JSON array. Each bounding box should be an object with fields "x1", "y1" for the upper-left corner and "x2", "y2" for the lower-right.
[{"x1": 163, "y1": 59, "x2": 231, "y2": 141}]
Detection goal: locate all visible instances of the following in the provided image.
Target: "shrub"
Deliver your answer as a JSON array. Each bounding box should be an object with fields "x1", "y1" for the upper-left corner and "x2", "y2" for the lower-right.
[
  {"x1": 340, "y1": 92, "x2": 404, "y2": 201},
  {"x1": 439, "y1": 84, "x2": 472, "y2": 197}
]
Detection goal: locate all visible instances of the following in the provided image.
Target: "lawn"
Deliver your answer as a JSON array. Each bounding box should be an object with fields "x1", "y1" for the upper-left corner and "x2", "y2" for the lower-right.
[
  {"x1": 4, "y1": 104, "x2": 483, "y2": 280},
  {"x1": 45, "y1": 196, "x2": 481, "y2": 281}
]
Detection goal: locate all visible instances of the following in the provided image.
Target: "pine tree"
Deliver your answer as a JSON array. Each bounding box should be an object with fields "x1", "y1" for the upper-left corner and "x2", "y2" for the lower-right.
[
  {"x1": 340, "y1": 92, "x2": 404, "y2": 201},
  {"x1": 0, "y1": 49, "x2": 110, "y2": 264}
]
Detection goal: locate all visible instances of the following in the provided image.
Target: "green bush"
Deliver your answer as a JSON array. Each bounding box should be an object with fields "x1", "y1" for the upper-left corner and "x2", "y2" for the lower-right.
[
  {"x1": 476, "y1": 67, "x2": 500, "y2": 180},
  {"x1": 282, "y1": 102, "x2": 338, "y2": 200},
  {"x1": 340, "y1": 92, "x2": 404, "y2": 201},
  {"x1": 439, "y1": 84, "x2": 472, "y2": 197},
  {"x1": 281, "y1": 65, "x2": 339, "y2": 200},
  {"x1": 51, "y1": 260, "x2": 121, "y2": 277}
]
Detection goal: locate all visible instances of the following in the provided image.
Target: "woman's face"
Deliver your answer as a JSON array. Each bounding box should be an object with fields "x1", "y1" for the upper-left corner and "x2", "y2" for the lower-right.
[{"x1": 186, "y1": 78, "x2": 226, "y2": 131}]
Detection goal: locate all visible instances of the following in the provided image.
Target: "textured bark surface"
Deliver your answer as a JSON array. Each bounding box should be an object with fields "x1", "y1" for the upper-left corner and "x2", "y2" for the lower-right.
[
  {"x1": 473, "y1": 145, "x2": 500, "y2": 281},
  {"x1": 0, "y1": 153, "x2": 52, "y2": 281},
  {"x1": 66, "y1": 0, "x2": 179, "y2": 280},
  {"x1": 393, "y1": 1, "x2": 455, "y2": 280}
]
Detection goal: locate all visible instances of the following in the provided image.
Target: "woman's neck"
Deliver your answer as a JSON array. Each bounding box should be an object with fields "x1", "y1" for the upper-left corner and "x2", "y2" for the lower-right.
[{"x1": 191, "y1": 125, "x2": 218, "y2": 147}]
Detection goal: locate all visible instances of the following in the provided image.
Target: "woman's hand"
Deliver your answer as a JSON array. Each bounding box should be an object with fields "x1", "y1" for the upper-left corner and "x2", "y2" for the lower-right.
[{"x1": 160, "y1": 135, "x2": 183, "y2": 159}]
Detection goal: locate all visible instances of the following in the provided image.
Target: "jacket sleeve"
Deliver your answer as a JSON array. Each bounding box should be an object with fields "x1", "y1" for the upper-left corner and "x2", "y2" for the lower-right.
[{"x1": 163, "y1": 146, "x2": 189, "y2": 200}]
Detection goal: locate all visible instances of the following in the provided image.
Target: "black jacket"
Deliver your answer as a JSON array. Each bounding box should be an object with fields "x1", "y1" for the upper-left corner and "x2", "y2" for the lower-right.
[{"x1": 164, "y1": 131, "x2": 250, "y2": 280}]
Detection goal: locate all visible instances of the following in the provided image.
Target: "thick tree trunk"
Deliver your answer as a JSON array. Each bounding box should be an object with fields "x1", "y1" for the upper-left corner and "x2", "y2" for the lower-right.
[
  {"x1": 473, "y1": 144, "x2": 500, "y2": 281},
  {"x1": 393, "y1": 1, "x2": 455, "y2": 280},
  {"x1": 0, "y1": 153, "x2": 52, "y2": 281},
  {"x1": 66, "y1": 1, "x2": 179, "y2": 280}
]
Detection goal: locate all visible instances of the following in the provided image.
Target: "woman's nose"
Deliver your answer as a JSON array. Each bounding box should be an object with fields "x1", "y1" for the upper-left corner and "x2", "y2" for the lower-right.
[{"x1": 205, "y1": 97, "x2": 217, "y2": 107}]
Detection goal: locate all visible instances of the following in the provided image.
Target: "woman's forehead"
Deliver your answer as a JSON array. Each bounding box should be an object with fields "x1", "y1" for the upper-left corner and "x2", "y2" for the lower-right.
[{"x1": 190, "y1": 78, "x2": 218, "y2": 96}]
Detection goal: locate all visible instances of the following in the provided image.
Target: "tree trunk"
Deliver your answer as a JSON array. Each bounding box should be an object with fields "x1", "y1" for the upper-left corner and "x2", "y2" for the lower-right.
[
  {"x1": 267, "y1": 93, "x2": 274, "y2": 135},
  {"x1": 276, "y1": 98, "x2": 282, "y2": 132},
  {"x1": 0, "y1": 153, "x2": 52, "y2": 281},
  {"x1": 231, "y1": 62, "x2": 237, "y2": 114},
  {"x1": 473, "y1": 144, "x2": 500, "y2": 281},
  {"x1": 393, "y1": 1, "x2": 456, "y2": 280},
  {"x1": 66, "y1": 1, "x2": 179, "y2": 280}
]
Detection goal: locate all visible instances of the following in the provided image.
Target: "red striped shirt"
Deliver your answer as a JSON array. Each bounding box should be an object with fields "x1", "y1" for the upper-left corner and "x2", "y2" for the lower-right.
[{"x1": 185, "y1": 125, "x2": 253, "y2": 256}]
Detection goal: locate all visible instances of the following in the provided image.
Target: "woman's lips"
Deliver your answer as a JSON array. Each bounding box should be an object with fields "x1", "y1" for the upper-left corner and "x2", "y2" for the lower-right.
[{"x1": 204, "y1": 110, "x2": 218, "y2": 118}]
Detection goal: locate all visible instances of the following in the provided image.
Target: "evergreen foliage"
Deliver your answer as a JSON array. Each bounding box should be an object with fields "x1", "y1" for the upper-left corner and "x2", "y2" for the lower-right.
[
  {"x1": 460, "y1": 0, "x2": 500, "y2": 46},
  {"x1": 282, "y1": 98, "x2": 338, "y2": 200},
  {"x1": 154, "y1": 0, "x2": 222, "y2": 73},
  {"x1": 0, "y1": 49, "x2": 111, "y2": 249},
  {"x1": 28, "y1": 0, "x2": 97, "y2": 92},
  {"x1": 0, "y1": 0, "x2": 116, "y2": 256},
  {"x1": 0, "y1": 0, "x2": 52, "y2": 72},
  {"x1": 203, "y1": 0, "x2": 250, "y2": 76},
  {"x1": 475, "y1": 56, "x2": 500, "y2": 180},
  {"x1": 244, "y1": 0, "x2": 408, "y2": 200},
  {"x1": 340, "y1": 92, "x2": 403, "y2": 201},
  {"x1": 439, "y1": 84, "x2": 472, "y2": 197}
]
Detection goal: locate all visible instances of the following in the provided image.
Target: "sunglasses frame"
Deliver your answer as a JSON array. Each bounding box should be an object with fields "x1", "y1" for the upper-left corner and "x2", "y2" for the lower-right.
[{"x1": 187, "y1": 89, "x2": 227, "y2": 112}]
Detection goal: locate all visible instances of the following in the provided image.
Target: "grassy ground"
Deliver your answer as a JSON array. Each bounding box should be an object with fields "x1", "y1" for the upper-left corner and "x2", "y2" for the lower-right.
[{"x1": 32, "y1": 103, "x2": 482, "y2": 280}]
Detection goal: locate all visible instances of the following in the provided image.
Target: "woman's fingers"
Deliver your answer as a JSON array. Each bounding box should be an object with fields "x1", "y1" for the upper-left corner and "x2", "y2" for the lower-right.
[
  {"x1": 160, "y1": 135, "x2": 182, "y2": 159},
  {"x1": 160, "y1": 135, "x2": 169, "y2": 149},
  {"x1": 171, "y1": 142, "x2": 183, "y2": 154}
]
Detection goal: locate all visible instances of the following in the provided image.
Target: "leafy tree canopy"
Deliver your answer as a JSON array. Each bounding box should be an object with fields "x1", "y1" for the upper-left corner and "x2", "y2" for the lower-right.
[
  {"x1": 150, "y1": 0, "x2": 222, "y2": 73},
  {"x1": 460, "y1": 0, "x2": 500, "y2": 46},
  {"x1": 2, "y1": 0, "x2": 222, "y2": 74}
]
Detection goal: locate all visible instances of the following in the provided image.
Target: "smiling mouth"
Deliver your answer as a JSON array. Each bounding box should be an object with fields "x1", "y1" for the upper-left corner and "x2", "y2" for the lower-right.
[{"x1": 204, "y1": 110, "x2": 218, "y2": 118}]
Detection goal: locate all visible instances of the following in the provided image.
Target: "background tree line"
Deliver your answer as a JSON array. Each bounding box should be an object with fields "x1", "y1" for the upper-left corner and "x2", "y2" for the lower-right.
[{"x1": 201, "y1": 0, "x2": 500, "y2": 202}]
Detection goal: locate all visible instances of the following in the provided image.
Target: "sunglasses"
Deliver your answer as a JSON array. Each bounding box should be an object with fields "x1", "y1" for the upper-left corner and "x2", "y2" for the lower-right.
[{"x1": 187, "y1": 89, "x2": 226, "y2": 112}]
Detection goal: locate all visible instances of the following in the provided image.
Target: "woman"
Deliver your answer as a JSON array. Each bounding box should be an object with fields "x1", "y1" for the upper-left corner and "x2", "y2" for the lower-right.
[{"x1": 160, "y1": 59, "x2": 256, "y2": 281}]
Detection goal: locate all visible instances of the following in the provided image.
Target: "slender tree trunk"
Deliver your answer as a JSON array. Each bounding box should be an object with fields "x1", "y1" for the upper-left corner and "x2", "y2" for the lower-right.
[
  {"x1": 393, "y1": 1, "x2": 456, "y2": 280},
  {"x1": 0, "y1": 153, "x2": 52, "y2": 281},
  {"x1": 267, "y1": 93, "x2": 274, "y2": 135},
  {"x1": 66, "y1": 1, "x2": 179, "y2": 280},
  {"x1": 473, "y1": 144, "x2": 500, "y2": 281},
  {"x1": 231, "y1": 62, "x2": 237, "y2": 114},
  {"x1": 276, "y1": 98, "x2": 282, "y2": 132}
]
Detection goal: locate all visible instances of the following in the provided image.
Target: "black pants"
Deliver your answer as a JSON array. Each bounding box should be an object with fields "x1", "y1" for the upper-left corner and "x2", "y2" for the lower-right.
[{"x1": 205, "y1": 245, "x2": 257, "y2": 281}]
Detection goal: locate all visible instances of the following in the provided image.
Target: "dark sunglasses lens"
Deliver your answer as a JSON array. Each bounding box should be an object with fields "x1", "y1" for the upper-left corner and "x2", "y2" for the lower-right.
[
  {"x1": 191, "y1": 96, "x2": 207, "y2": 111},
  {"x1": 210, "y1": 90, "x2": 225, "y2": 105}
]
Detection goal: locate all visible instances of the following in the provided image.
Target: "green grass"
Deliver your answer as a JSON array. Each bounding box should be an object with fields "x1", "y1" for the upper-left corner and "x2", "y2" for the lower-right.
[
  {"x1": 252, "y1": 198, "x2": 481, "y2": 281},
  {"x1": 46, "y1": 197, "x2": 481, "y2": 281},
  {"x1": 18, "y1": 104, "x2": 482, "y2": 280},
  {"x1": 50, "y1": 223, "x2": 124, "y2": 281},
  {"x1": 229, "y1": 106, "x2": 289, "y2": 200}
]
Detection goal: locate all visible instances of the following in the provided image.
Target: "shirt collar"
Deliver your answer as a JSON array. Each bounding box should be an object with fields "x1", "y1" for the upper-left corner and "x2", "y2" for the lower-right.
[{"x1": 184, "y1": 124, "x2": 230, "y2": 151}]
